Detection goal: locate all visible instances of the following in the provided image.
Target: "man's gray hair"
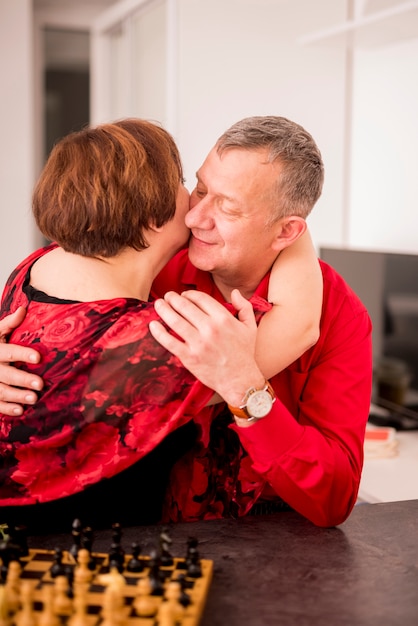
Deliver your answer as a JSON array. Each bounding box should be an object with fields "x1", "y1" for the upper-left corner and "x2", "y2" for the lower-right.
[{"x1": 216, "y1": 116, "x2": 324, "y2": 220}]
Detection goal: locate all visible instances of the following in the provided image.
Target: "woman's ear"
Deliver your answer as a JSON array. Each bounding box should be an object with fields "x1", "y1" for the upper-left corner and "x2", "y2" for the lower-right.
[{"x1": 271, "y1": 216, "x2": 307, "y2": 252}]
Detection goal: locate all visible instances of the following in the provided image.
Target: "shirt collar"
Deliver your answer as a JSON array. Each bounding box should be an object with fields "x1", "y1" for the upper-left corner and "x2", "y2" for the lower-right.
[{"x1": 181, "y1": 259, "x2": 272, "y2": 317}]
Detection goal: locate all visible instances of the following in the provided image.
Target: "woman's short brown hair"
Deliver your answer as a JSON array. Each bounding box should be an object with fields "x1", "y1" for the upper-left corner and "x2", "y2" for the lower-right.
[{"x1": 33, "y1": 118, "x2": 183, "y2": 257}]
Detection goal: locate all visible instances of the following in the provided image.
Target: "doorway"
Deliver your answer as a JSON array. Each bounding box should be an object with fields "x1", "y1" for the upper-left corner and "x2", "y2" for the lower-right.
[{"x1": 43, "y1": 28, "x2": 90, "y2": 160}]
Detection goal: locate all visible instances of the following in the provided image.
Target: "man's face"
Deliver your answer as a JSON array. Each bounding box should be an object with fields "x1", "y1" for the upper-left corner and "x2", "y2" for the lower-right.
[{"x1": 187, "y1": 146, "x2": 284, "y2": 296}]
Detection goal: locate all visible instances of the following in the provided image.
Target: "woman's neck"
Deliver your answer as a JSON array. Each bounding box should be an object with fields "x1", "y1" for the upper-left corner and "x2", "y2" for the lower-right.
[{"x1": 30, "y1": 246, "x2": 158, "y2": 302}]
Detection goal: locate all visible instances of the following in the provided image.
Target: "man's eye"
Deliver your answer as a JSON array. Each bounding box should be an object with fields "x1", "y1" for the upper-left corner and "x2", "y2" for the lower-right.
[{"x1": 194, "y1": 188, "x2": 206, "y2": 198}]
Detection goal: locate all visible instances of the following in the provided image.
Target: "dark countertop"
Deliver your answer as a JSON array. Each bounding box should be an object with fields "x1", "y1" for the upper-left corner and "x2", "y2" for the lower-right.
[{"x1": 28, "y1": 500, "x2": 418, "y2": 626}]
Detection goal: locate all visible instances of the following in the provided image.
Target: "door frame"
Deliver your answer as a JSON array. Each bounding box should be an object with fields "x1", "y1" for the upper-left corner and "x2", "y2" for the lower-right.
[{"x1": 90, "y1": 0, "x2": 178, "y2": 133}]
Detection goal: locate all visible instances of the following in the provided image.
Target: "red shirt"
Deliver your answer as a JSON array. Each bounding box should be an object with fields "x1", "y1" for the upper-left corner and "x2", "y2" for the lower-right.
[{"x1": 153, "y1": 251, "x2": 373, "y2": 527}]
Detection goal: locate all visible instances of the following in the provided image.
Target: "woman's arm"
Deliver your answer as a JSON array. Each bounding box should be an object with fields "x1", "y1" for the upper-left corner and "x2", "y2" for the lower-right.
[{"x1": 256, "y1": 229, "x2": 322, "y2": 379}]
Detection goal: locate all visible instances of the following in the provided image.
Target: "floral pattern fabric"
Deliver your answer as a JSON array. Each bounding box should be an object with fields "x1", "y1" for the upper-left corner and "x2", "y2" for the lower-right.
[{"x1": 0, "y1": 244, "x2": 215, "y2": 506}]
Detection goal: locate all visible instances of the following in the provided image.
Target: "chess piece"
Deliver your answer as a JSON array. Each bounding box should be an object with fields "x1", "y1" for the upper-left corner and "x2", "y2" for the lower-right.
[
  {"x1": 126, "y1": 543, "x2": 143, "y2": 573},
  {"x1": 13, "y1": 580, "x2": 36, "y2": 626},
  {"x1": 108, "y1": 542, "x2": 125, "y2": 573},
  {"x1": 0, "y1": 536, "x2": 21, "y2": 583},
  {"x1": 80, "y1": 526, "x2": 93, "y2": 553},
  {"x1": 164, "y1": 581, "x2": 185, "y2": 623},
  {"x1": 8, "y1": 525, "x2": 29, "y2": 558},
  {"x1": 108, "y1": 524, "x2": 125, "y2": 574},
  {"x1": 133, "y1": 577, "x2": 158, "y2": 618},
  {"x1": 53, "y1": 575, "x2": 73, "y2": 617},
  {"x1": 101, "y1": 581, "x2": 128, "y2": 626},
  {"x1": 186, "y1": 546, "x2": 202, "y2": 578},
  {"x1": 38, "y1": 584, "x2": 60, "y2": 626},
  {"x1": 175, "y1": 574, "x2": 191, "y2": 607},
  {"x1": 69, "y1": 519, "x2": 83, "y2": 561},
  {"x1": 5, "y1": 560, "x2": 21, "y2": 614},
  {"x1": 80, "y1": 527, "x2": 96, "y2": 571},
  {"x1": 68, "y1": 587, "x2": 89, "y2": 626},
  {"x1": 0, "y1": 585, "x2": 10, "y2": 626},
  {"x1": 50, "y1": 547, "x2": 65, "y2": 578},
  {"x1": 159, "y1": 530, "x2": 173, "y2": 567},
  {"x1": 147, "y1": 550, "x2": 164, "y2": 595},
  {"x1": 111, "y1": 522, "x2": 122, "y2": 542},
  {"x1": 156, "y1": 600, "x2": 176, "y2": 626},
  {"x1": 97, "y1": 566, "x2": 126, "y2": 593},
  {"x1": 74, "y1": 548, "x2": 93, "y2": 590}
]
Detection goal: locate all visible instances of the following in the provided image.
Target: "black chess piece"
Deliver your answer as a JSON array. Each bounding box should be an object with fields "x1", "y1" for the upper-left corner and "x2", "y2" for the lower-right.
[
  {"x1": 80, "y1": 526, "x2": 96, "y2": 571},
  {"x1": 126, "y1": 542, "x2": 143, "y2": 573},
  {"x1": 159, "y1": 530, "x2": 173, "y2": 567},
  {"x1": 108, "y1": 541, "x2": 125, "y2": 573},
  {"x1": 9, "y1": 525, "x2": 29, "y2": 557},
  {"x1": 111, "y1": 522, "x2": 122, "y2": 545},
  {"x1": 0, "y1": 528, "x2": 26, "y2": 582},
  {"x1": 69, "y1": 518, "x2": 83, "y2": 560},
  {"x1": 80, "y1": 526, "x2": 93, "y2": 552},
  {"x1": 176, "y1": 574, "x2": 191, "y2": 607},
  {"x1": 147, "y1": 549, "x2": 164, "y2": 596},
  {"x1": 50, "y1": 547, "x2": 66, "y2": 578},
  {"x1": 186, "y1": 543, "x2": 202, "y2": 579},
  {"x1": 63, "y1": 563, "x2": 75, "y2": 599}
]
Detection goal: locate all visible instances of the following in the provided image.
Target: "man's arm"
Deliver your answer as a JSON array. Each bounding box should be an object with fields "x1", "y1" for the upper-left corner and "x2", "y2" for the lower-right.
[
  {"x1": 0, "y1": 308, "x2": 43, "y2": 415},
  {"x1": 150, "y1": 286, "x2": 373, "y2": 528}
]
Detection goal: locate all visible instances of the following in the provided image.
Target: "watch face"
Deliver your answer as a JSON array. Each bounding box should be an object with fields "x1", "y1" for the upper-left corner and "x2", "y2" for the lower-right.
[{"x1": 246, "y1": 390, "x2": 273, "y2": 419}]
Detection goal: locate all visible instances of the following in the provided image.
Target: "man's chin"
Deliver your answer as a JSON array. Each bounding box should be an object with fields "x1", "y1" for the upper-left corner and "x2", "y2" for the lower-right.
[{"x1": 187, "y1": 247, "x2": 215, "y2": 272}]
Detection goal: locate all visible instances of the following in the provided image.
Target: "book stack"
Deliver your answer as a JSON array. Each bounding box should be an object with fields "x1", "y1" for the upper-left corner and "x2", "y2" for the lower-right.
[{"x1": 364, "y1": 424, "x2": 399, "y2": 459}]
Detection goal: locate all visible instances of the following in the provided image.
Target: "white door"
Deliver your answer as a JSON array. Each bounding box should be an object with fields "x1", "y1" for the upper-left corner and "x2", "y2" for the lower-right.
[{"x1": 90, "y1": 0, "x2": 178, "y2": 134}]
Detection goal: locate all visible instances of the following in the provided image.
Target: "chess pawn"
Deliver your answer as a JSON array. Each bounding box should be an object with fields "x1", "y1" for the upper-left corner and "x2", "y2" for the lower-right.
[
  {"x1": 186, "y1": 548, "x2": 202, "y2": 578},
  {"x1": 97, "y1": 567, "x2": 126, "y2": 594},
  {"x1": 164, "y1": 581, "x2": 185, "y2": 623},
  {"x1": 68, "y1": 588, "x2": 88, "y2": 626},
  {"x1": 69, "y1": 519, "x2": 83, "y2": 561},
  {"x1": 126, "y1": 543, "x2": 143, "y2": 573},
  {"x1": 133, "y1": 577, "x2": 158, "y2": 618},
  {"x1": 156, "y1": 600, "x2": 176, "y2": 626},
  {"x1": 0, "y1": 585, "x2": 11, "y2": 626},
  {"x1": 4, "y1": 560, "x2": 21, "y2": 614},
  {"x1": 175, "y1": 574, "x2": 191, "y2": 608},
  {"x1": 14, "y1": 581, "x2": 37, "y2": 626},
  {"x1": 38, "y1": 584, "x2": 60, "y2": 626},
  {"x1": 50, "y1": 548, "x2": 65, "y2": 579},
  {"x1": 101, "y1": 583, "x2": 128, "y2": 626},
  {"x1": 53, "y1": 575, "x2": 73, "y2": 617},
  {"x1": 74, "y1": 548, "x2": 93, "y2": 588}
]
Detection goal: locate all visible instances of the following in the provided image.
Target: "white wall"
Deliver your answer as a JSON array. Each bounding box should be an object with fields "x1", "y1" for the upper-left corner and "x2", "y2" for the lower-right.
[
  {"x1": 175, "y1": 0, "x2": 348, "y2": 251},
  {"x1": 350, "y1": 36, "x2": 418, "y2": 254},
  {"x1": 0, "y1": 0, "x2": 37, "y2": 290},
  {"x1": 1, "y1": 0, "x2": 418, "y2": 293}
]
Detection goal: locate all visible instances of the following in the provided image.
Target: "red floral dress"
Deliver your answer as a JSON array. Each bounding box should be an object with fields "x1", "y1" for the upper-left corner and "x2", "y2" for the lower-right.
[{"x1": 0, "y1": 244, "x2": 214, "y2": 513}]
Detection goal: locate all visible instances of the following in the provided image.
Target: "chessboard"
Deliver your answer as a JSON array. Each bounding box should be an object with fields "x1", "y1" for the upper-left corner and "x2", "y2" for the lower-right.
[{"x1": 0, "y1": 525, "x2": 214, "y2": 626}]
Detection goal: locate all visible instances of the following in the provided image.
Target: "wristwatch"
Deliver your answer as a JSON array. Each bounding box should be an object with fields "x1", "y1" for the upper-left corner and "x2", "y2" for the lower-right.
[{"x1": 228, "y1": 381, "x2": 276, "y2": 422}]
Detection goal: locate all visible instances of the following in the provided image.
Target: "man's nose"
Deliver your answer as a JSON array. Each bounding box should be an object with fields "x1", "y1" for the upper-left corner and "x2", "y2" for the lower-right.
[{"x1": 186, "y1": 197, "x2": 213, "y2": 229}]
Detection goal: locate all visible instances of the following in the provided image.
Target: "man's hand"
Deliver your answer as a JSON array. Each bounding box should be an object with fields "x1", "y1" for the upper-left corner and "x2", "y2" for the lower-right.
[
  {"x1": 149, "y1": 289, "x2": 265, "y2": 406},
  {"x1": 0, "y1": 307, "x2": 43, "y2": 416}
]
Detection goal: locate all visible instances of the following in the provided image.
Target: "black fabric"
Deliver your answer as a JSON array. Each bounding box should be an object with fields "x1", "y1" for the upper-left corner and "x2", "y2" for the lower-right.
[{"x1": 248, "y1": 498, "x2": 292, "y2": 515}]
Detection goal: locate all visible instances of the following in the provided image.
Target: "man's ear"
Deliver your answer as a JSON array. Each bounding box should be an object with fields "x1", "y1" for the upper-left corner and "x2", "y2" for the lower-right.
[{"x1": 271, "y1": 216, "x2": 307, "y2": 252}]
